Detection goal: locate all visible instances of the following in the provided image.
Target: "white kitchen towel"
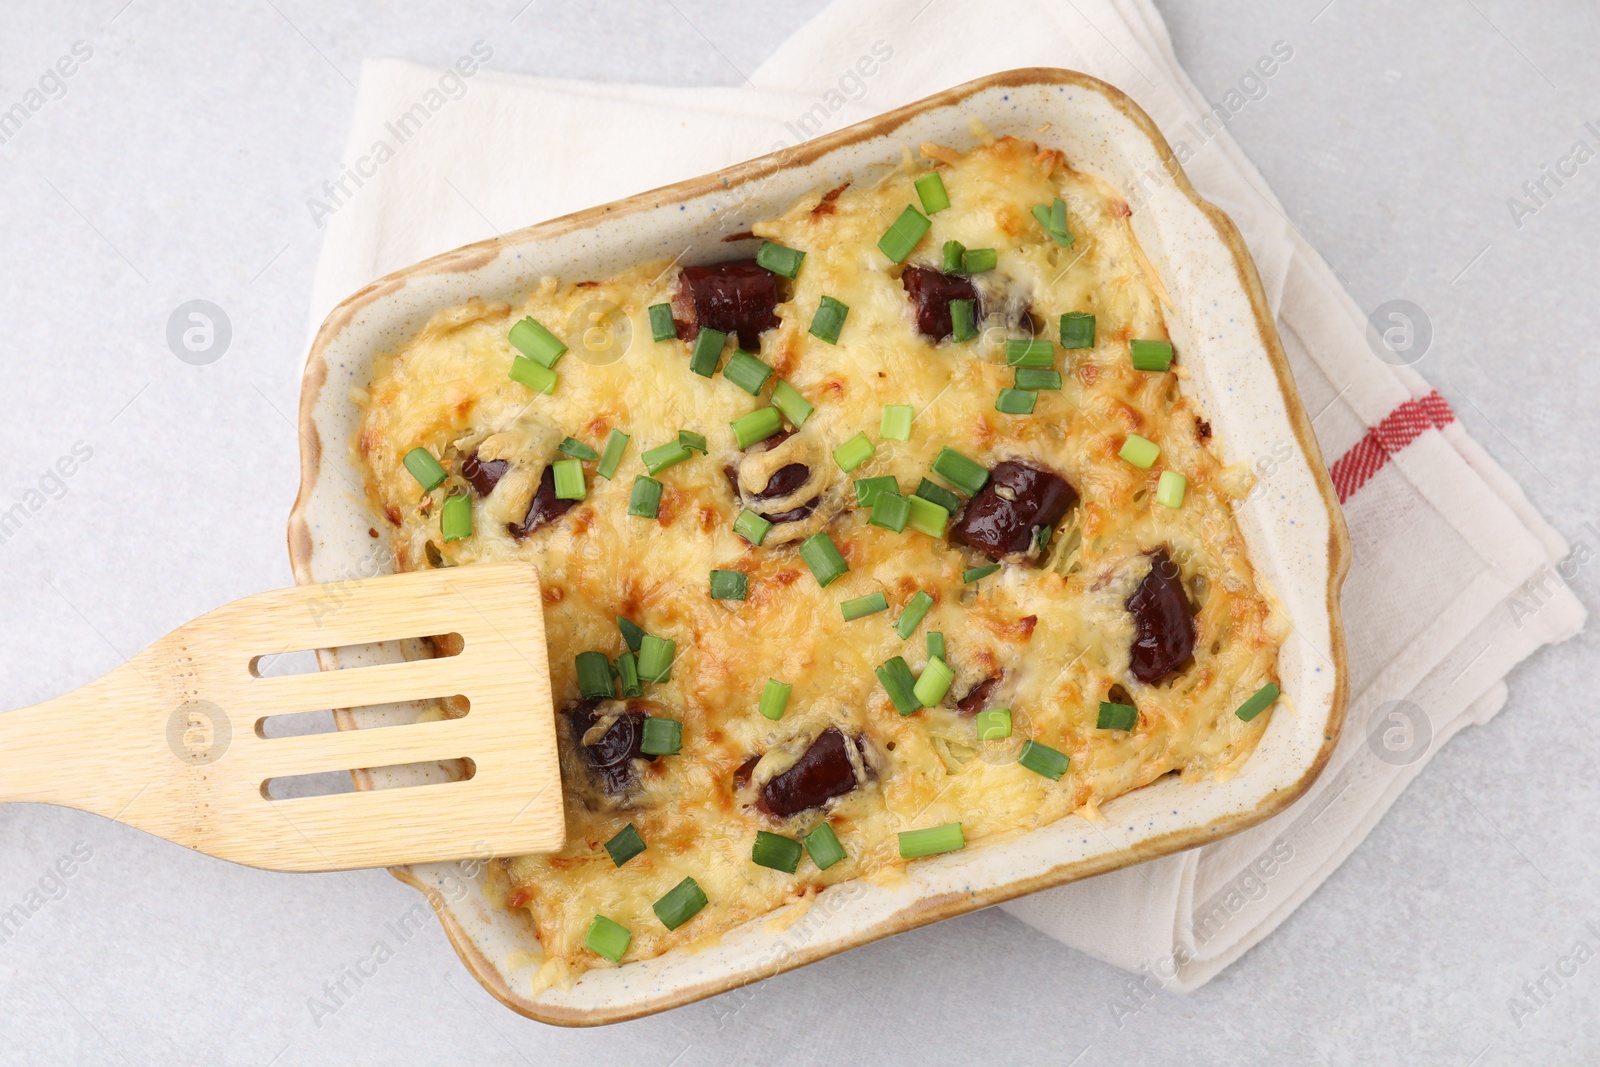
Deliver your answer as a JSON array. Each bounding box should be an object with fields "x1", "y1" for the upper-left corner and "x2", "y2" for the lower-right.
[{"x1": 306, "y1": 0, "x2": 1585, "y2": 991}]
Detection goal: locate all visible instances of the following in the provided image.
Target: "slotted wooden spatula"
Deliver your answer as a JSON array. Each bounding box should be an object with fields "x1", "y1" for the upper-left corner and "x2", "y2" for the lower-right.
[{"x1": 0, "y1": 562, "x2": 564, "y2": 871}]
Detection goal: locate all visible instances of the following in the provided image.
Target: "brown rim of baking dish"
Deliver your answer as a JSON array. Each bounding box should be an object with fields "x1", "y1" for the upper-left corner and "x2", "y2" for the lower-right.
[{"x1": 287, "y1": 66, "x2": 1351, "y2": 1025}]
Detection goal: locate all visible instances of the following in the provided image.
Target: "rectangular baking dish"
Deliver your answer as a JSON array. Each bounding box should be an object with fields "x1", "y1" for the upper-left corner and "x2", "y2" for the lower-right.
[{"x1": 287, "y1": 68, "x2": 1349, "y2": 1025}]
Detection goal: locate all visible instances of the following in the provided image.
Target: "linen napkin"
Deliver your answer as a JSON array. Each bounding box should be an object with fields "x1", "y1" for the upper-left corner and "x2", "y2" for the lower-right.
[{"x1": 307, "y1": 0, "x2": 1585, "y2": 992}]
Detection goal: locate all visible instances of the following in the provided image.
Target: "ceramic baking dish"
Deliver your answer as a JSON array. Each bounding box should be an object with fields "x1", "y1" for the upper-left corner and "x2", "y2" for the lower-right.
[{"x1": 287, "y1": 68, "x2": 1350, "y2": 1025}]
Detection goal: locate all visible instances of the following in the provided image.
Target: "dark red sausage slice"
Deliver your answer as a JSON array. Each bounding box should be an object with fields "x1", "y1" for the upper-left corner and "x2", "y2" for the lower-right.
[
  {"x1": 567, "y1": 704, "x2": 656, "y2": 796},
  {"x1": 759, "y1": 727, "x2": 860, "y2": 818},
  {"x1": 952, "y1": 460, "x2": 1078, "y2": 562},
  {"x1": 1125, "y1": 549, "x2": 1196, "y2": 684},
  {"x1": 509, "y1": 465, "x2": 575, "y2": 540},
  {"x1": 461, "y1": 452, "x2": 509, "y2": 497},
  {"x1": 901, "y1": 266, "x2": 981, "y2": 341},
  {"x1": 675, "y1": 259, "x2": 780, "y2": 350},
  {"x1": 724, "y1": 455, "x2": 820, "y2": 525},
  {"x1": 956, "y1": 675, "x2": 1002, "y2": 716}
]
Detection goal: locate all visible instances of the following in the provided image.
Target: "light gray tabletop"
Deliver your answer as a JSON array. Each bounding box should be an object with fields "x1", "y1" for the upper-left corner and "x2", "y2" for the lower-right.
[{"x1": 0, "y1": 1, "x2": 1595, "y2": 1063}]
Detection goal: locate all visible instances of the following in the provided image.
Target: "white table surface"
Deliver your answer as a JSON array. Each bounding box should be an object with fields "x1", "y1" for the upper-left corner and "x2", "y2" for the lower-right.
[{"x1": 1, "y1": 1, "x2": 1596, "y2": 1063}]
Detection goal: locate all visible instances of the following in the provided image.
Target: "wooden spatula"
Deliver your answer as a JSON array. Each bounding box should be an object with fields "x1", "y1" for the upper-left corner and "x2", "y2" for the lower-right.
[{"x1": 0, "y1": 562, "x2": 564, "y2": 871}]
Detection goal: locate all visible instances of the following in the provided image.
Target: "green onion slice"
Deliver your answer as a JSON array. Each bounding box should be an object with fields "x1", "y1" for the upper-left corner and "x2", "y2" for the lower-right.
[
  {"x1": 617, "y1": 651, "x2": 643, "y2": 698},
  {"x1": 895, "y1": 590, "x2": 934, "y2": 640},
  {"x1": 1005, "y1": 338, "x2": 1054, "y2": 367},
  {"x1": 403, "y1": 447, "x2": 447, "y2": 491},
  {"x1": 689, "y1": 326, "x2": 727, "y2": 377},
  {"x1": 975, "y1": 708, "x2": 1012, "y2": 741},
  {"x1": 805, "y1": 823, "x2": 847, "y2": 870},
  {"x1": 962, "y1": 247, "x2": 997, "y2": 274},
  {"x1": 1156, "y1": 469, "x2": 1187, "y2": 509},
  {"x1": 833, "y1": 432, "x2": 875, "y2": 473},
  {"x1": 855, "y1": 475, "x2": 899, "y2": 508},
  {"x1": 798, "y1": 532, "x2": 849, "y2": 587},
  {"x1": 617, "y1": 616, "x2": 646, "y2": 654},
  {"x1": 942, "y1": 239, "x2": 966, "y2": 274},
  {"x1": 640, "y1": 716, "x2": 682, "y2": 756},
  {"x1": 734, "y1": 509, "x2": 773, "y2": 546},
  {"x1": 648, "y1": 303, "x2": 676, "y2": 343},
  {"x1": 552, "y1": 458, "x2": 586, "y2": 500},
  {"x1": 995, "y1": 388, "x2": 1037, "y2": 415},
  {"x1": 899, "y1": 823, "x2": 964, "y2": 859},
  {"x1": 597, "y1": 429, "x2": 629, "y2": 479},
  {"x1": 906, "y1": 495, "x2": 950, "y2": 538},
  {"x1": 756, "y1": 240, "x2": 805, "y2": 279},
  {"x1": 508, "y1": 316, "x2": 567, "y2": 368},
  {"x1": 440, "y1": 493, "x2": 471, "y2": 542},
  {"x1": 915, "y1": 478, "x2": 962, "y2": 513},
  {"x1": 880, "y1": 404, "x2": 914, "y2": 441},
  {"x1": 841, "y1": 592, "x2": 889, "y2": 621},
  {"x1": 926, "y1": 631, "x2": 945, "y2": 660},
  {"x1": 771, "y1": 380, "x2": 814, "y2": 428},
  {"x1": 642, "y1": 440, "x2": 693, "y2": 475},
  {"x1": 627, "y1": 475, "x2": 662, "y2": 518},
  {"x1": 1235, "y1": 682, "x2": 1281, "y2": 722},
  {"x1": 876, "y1": 656, "x2": 920, "y2": 715},
  {"x1": 585, "y1": 915, "x2": 632, "y2": 962},
  {"x1": 1130, "y1": 339, "x2": 1174, "y2": 372},
  {"x1": 963, "y1": 564, "x2": 1000, "y2": 583},
  {"x1": 731, "y1": 407, "x2": 783, "y2": 449},
  {"x1": 913, "y1": 655, "x2": 956, "y2": 708},
  {"x1": 759, "y1": 679, "x2": 791, "y2": 721},
  {"x1": 809, "y1": 296, "x2": 850, "y2": 345},
  {"x1": 1032, "y1": 197, "x2": 1073, "y2": 247},
  {"x1": 723, "y1": 350, "x2": 773, "y2": 396},
  {"x1": 932, "y1": 447, "x2": 989, "y2": 496},
  {"x1": 575, "y1": 651, "x2": 614, "y2": 699},
  {"x1": 950, "y1": 298, "x2": 977, "y2": 342},
  {"x1": 1119, "y1": 434, "x2": 1160, "y2": 470},
  {"x1": 914, "y1": 171, "x2": 950, "y2": 214},
  {"x1": 637, "y1": 634, "x2": 675, "y2": 683},
  {"x1": 1017, "y1": 740, "x2": 1069, "y2": 780},
  {"x1": 709, "y1": 569, "x2": 748, "y2": 601},
  {"x1": 652, "y1": 877, "x2": 707, "y2": 930},
  {"x1": 677, "y1": 430, "x2": 707, "y2": 454},
  {"x1": 752, "y1": 830, "x2": 803, "y2": 873},
  {"x1": 1060, "y1": 312, "x2": 1095, "y2": 349},
  {"x1": 869, "y1": 492, "x2": 910, "y2": 533},
  {"x1": 508, "y1": 355, "x2": 557, "y2": 394},
  {"x1": 604, "y1": 824, "x2": 646, "y2": 867},
  {"x1": 558, "y1": 437, "x2": 599, "y2": 460},
  {"x1": 1097, "y1": 701, "x2": 1138, "y2": 731},
  {"x1": 878, "y1": 205, "x2": 932, "y2": 264},
  {"x1": 1015, "y1": 367, "x2": 1063, "y2": 391}
]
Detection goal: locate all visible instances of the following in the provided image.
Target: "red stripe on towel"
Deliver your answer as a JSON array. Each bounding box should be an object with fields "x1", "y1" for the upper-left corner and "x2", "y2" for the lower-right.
[{"x1": 1329, "y1": 391, "x2": 1455, "y2": 504}]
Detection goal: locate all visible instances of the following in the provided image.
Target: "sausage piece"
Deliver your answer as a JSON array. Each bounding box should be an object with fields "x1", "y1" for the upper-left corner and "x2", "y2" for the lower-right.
[
  {"x1": 901, "y1": 266, "x2": 981, "y2": 341},
  {"x1": 674, "y1": 259, "x2": 781, "y2": 350},
  {"x1": 563, "y1": 702, "x2": 656, "y2": 799},
  {"x1": 952, "y1": 460, "x2": 1077, "y2": 562},
  {"x1": 509, "y1": 465, "x2": 576, "y2": 540},
  {"x1": 461, "y1": 452, "x2": 509, "y2": 497},
  {"x1": 1125, "y1": 548, "x2": 1196, "y2": 684},
  {"x1": 759, "y1": 727, "x2": 861, "y2": 818}
]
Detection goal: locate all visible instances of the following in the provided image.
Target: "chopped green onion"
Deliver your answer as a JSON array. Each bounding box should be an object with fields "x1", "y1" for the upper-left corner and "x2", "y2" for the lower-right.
[
  {"x1": 771, "y1": 380, "x2": 814, "y2": 428},
  {"x1": 1017, "y1": 739, "x2": 1069, "y2": 780},
  {"x1": 995, "y1": 388, "x2": 1037, "y2": 415},
  {"x1": 585, "y1": 915, "x2": 632, "y2": 962},
  {"x1": 832, "y1": 432, "x2": 875, "y2": 473},
  {"x1": 942, "y1": 239, "x2": 966, "y2": 274},
  {"x1": 975, "y1": 708, "x2": 1012, "y2": 741},
  {"x1": 552, "y1": 458, "x2": 586, "y2": 500},
  {"x1": 1098, "y1": 701, "x2": 1138, "y2": 731},
  {"x1": 575, "y1": 651, "x2": 614, "y2": 699},
  {"x1": 950, "y1": 298, "x2": 977, "y2": 342},
  {"x1": 648, "y1": 303, "x2": 676, "y2": 343},
  {"x1": 723, "y1": 350, "x2": 773, "y2": 396},
  {"x1": 1015, "y1": 367, "x2": 1063, "y2": 390},
  {"x1": 876, "y1": 656, "x2": 920, "y2": 715},
  {"x1": 962, "y1": 248, "x2": 997, "y2": 274},
  {"x1": 403, "y1": 447, "x2": 447, "y2": 491},
  {"x1": 1235, "y1": 682, "x2": 1281, "y2": 722},
  {"x1": 913, "y1": 655, "x2": 956, "y2": 708},
  {"x1": 558, "y1": 437, "x2": 599, "y2": 461},
  {"x1": 906, "y1": 495, "x2": 950, "y2": 538},
  {"x1": 1006, "y1": 338, "x2": 1055, "y2": 367},
  {"x1": 1060, "y1": 312, "x2": 1095, "y2": 349},
  {"x1": 689, "y1": 327, "x2": 727, "y2": 377},
  {"x1": 878, "y1": 205, "x2": 932, "y2": 263},
  {"x1": 508, "y1": 354, "x2": 557, "y2": 394},
  {"x1": 627, "y1": 475, "x2": 662, "y2": 518},
  {"x1": 1156, "y1": 470, "x2": 1187, "y2": 509},
  {"x1": 652, "y1": 876, "x2": 707, "y2": 930},
  {"x1": 809, "y1": 296, "x2": 849, "y2": 344},
  {"x1": 508, "y1": 316, "x2": 567, "y2": 368},
  {"x1": 640, "y1": 716, "x2": 682, "y2": 756},
  {"x1": 1130, "y1": 339, "x2": 1174, "y2": 372},
  {"x1": 869, "y1": 492, "x2": 911, "y2": 533},
  {"x1": 604, "y1": 824, "x2": 646, "y2": 867},
  {"x1": 440, "y1": 493, "x2": 471, "y2": 542},
  {"x1": 642, "y1": 440, "x2": 693, "y2": 475},
  {"x1": 1032, "y1": 197, "x2": 1073, "y2": 247},
  {"x1": 932, "y1": 447, "x2": 989, "y2": 496},
  {"x1": 637, "y1": 634, "x2": 675, "y2": 683},
  {"x1": 881, "y1": 404, "x2": 914, "y2": 441},
  {"x1": 617, "y1": 616, "x2": 646, "y2": 654},
  {"x1": 756, "y1": 240, "x2": 805, "y2": 279},
  {"x1": 1036, "y1": 524, "x2": 1055, "y2": 553},
  {"x1": 677, "y1": 430, "x2": 707, "y2": 454},
  {"x1": 894, "y1": 590, "x2": 934, "y2": 639},
  {"x1": 841, "y1": 592, "x2": 889, "y2": 621},
  {"x1": 710, "y1": 569, "x2": 748, "y2": 601},
  {"x1": 914, "y1": 171, "x2": 950, "y2": 214},
  {"x1": 927, "y1": 631, "x2": 945, "y2": 660},
  {"x1": 963, "y1": 564, "x2": 1001, "y2": 583},
  {"x1": 1120, "y1": 434, "x2": 1160, "y2": 470},
  {"x1": 805, "y1": 823, "x2": 847, "y2": 870},
  {"x1": 898, "y1": 822, "x2": 964, "y2": 859},
  {"x1": 798, "y1": 532, "x2": 849, "y2": 587},
  {"x1": 597, "y1": 429, "x2": 629, "y2": 479},
  {"x1": 752, "y1": 830, "x2": 803, "y2": 873},
  {"x1": 759, "y1": 679, "x2": 791, "y2": 721},
  {"x1": 915, "y1": 478, "x2": 962, "y2": 513},
  {"x1": 731, "y1": 407, "x2": 783, "y2": 448},
  {"x1": 617, "y1": 651, "x2": 643, "y2": 697},
  {"x1": 734, "y1": 509, "x2": 773, "y2": 546},
  {"x1": 855, "y1": 475, "x2": 900, "y2": 508}
]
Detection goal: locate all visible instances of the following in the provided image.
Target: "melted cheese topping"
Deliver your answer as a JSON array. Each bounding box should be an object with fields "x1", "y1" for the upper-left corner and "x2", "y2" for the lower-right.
[{"x1": 356, "y1": 137, "x2": 1286, "y2": 986}]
